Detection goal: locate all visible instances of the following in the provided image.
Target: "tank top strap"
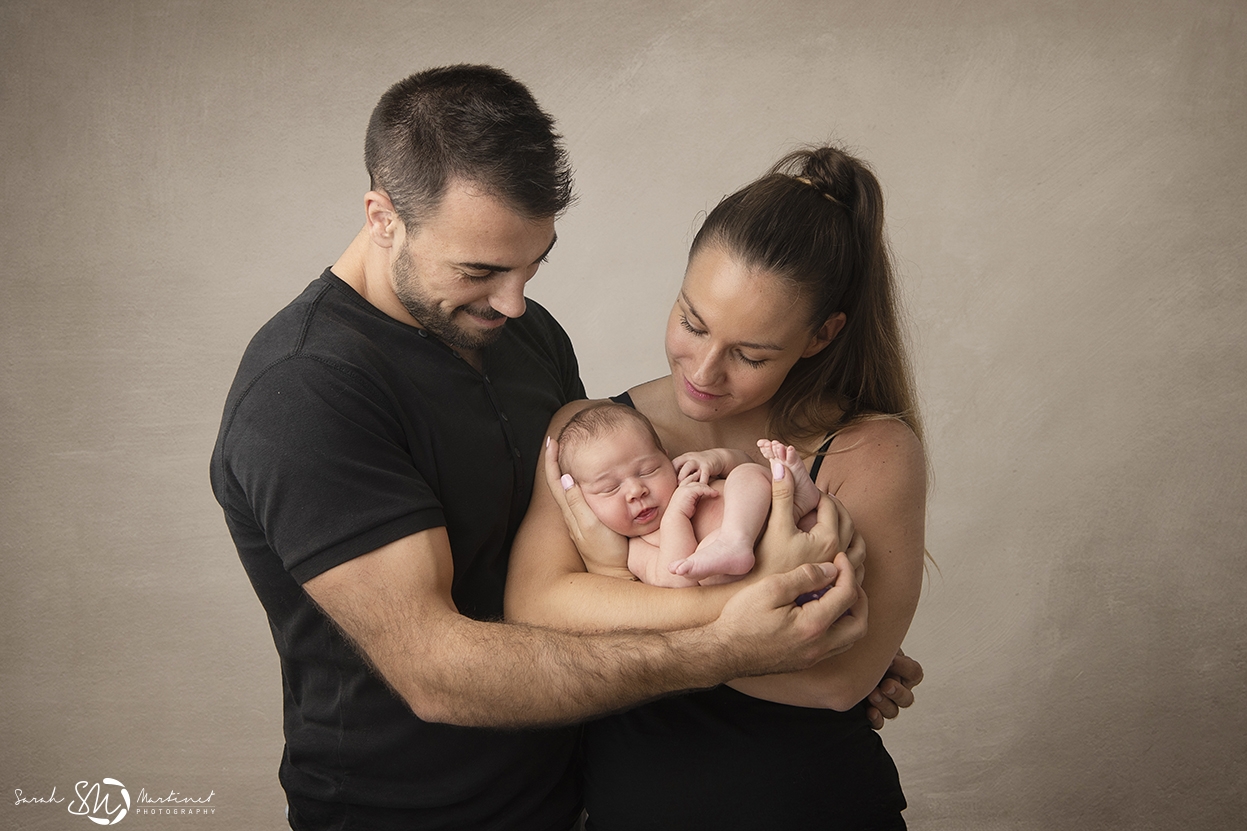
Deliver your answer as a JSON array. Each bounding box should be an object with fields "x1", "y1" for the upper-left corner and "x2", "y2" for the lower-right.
[{"x1": 807, "y1": 432, "x2": 836, "y2": 482}]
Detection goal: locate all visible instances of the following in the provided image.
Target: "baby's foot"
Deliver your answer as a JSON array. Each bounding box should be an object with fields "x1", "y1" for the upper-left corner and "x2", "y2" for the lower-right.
[
  {"x1": 670, "y1": 531, "x2": 756, "y2": 581},
  {"x1": 757, "y1": 440, "x2": 822, "y2": 520}
]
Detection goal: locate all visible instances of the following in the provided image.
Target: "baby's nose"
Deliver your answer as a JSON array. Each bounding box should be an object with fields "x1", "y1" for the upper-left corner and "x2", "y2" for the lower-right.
[{"x1": 624, "y1": 480, "x2": 648, "y2": 499}]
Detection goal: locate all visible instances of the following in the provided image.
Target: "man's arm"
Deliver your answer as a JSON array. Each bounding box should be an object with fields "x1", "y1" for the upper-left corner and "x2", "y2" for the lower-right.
[{"x1": 304, "y1": 519, "x2": 864, "y2": 728}]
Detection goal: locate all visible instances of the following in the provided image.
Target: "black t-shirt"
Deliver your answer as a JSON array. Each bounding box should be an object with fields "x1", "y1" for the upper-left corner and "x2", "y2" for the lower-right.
[{"x1": 211, "y1": 269, "x2": 585, "y2": 829}]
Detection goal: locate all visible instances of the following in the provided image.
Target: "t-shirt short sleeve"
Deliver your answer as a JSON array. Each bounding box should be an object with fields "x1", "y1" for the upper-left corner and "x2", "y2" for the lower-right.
[{"x1": 218, "y1": 353, "x2": 443, "y2": 584}]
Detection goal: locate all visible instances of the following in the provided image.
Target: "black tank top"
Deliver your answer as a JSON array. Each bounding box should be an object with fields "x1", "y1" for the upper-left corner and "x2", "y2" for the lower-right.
[{"x1": 588, "y1": 394, "x2": 908, "y2": 830}]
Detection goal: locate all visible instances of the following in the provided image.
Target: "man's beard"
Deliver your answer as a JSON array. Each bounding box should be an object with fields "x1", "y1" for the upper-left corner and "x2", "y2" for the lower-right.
[{"x1": 392, "y1": 247, "x2": 507, "y2": 351}]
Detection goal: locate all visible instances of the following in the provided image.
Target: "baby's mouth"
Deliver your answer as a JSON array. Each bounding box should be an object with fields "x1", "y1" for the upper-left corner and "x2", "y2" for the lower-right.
[{"x1": 634, "y1": 506, "x2": 658, "y2": 524}]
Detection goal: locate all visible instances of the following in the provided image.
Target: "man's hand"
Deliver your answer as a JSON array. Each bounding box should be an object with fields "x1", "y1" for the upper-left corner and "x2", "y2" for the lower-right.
[
  {"x1": 866, "y1": 649, "x2": 923, "y2": 729},
  {"x1": 705, "y1": 464, "x2": 869, "y2": 678},
  {"x1": 712, "y1": 553, "x2": 866, "y2": 677},
  {"x1": 544, "y1": 436, "x2": 629, "y2": 572}
]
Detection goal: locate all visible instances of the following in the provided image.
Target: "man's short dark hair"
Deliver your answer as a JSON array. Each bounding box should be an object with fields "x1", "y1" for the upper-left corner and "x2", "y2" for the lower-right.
[{"x1": 364, "y1": 64, "x2": 574, "y2": 227}]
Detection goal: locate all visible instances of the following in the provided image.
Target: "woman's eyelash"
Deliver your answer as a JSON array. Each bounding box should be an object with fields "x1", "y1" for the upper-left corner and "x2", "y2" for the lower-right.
[
  {"x1": 681, "y1": 314, "x2": 766, "y2": 367},
  {"x1": 679, "y1": 315, "x2": 705, "y2": 335}
]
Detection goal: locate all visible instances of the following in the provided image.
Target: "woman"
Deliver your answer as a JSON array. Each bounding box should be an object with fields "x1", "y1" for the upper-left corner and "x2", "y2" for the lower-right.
[{"x1": 506, "y1": 145, "x2": 926, "y2": 829}]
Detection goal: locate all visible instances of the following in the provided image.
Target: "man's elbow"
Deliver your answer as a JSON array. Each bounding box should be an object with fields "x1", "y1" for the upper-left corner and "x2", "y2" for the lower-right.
[{"x1": 399, "y1": 683, "x2": 469, "y2": 726}]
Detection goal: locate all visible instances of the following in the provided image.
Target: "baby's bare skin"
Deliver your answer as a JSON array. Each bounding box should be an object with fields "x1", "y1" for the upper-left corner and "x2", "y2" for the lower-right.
[{"x1": 668, "y1": 440, "x2": 823, "y2": 583}]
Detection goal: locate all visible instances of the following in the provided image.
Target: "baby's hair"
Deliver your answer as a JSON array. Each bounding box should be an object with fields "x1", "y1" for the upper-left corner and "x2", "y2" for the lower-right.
[{"x1": 557, "y1": 402, "x2": 667, "y2": 473}]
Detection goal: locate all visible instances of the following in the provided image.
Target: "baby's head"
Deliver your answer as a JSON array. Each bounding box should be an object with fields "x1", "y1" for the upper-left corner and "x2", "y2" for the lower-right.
[{"x1": 558, "y1": 403, "x2": 679, "y2": 538}]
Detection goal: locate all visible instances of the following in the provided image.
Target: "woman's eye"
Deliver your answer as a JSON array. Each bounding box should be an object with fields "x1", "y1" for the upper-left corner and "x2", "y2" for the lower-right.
[
  {"x1": 679, "y1": 315, "x2": 706, "y2": 336},
  {"x1": 738, "y1": 353, "x2": 766, "y2": 368}
]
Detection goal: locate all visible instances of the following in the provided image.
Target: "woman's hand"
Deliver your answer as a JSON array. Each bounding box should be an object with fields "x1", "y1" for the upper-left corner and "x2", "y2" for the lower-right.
[
  {"x1": 543, "y1": 436, "x2": 629, "y2": 574},
  {"x1": 753, "y1": 464, "x2": 865, "y2": 580},
  {"x1": 865, "y1": 649, "x2": 924, "y2": 730}
]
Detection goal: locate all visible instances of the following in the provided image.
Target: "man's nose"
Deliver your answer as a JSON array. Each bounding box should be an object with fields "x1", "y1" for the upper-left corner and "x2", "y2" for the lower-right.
[{"x1": 490, "y1": 273, "x2": 528, "y2": 319}]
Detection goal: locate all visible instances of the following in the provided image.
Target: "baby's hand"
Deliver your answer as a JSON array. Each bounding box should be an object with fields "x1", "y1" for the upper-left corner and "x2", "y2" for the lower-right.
[
  {"x1": 669, "y1": 480, "x2": 719, "y2": 518},
  {"x1": 672, "y1": 450, "x2": 724, "y2": 484}
]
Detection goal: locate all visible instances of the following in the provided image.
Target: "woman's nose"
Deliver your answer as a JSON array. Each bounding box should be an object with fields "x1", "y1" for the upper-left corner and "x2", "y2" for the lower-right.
[{"x1": 688, "y1": 347, "x2": 722, "y2": 386}]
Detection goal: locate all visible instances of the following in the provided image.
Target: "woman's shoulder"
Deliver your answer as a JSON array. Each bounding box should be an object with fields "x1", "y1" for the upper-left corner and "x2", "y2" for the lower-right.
[
  {"x1": 626, "y1": 377, "x2": 671, "y2": 410},
  {"x1": 817, "y1": 417, "x2": 926, "y2": 493}
]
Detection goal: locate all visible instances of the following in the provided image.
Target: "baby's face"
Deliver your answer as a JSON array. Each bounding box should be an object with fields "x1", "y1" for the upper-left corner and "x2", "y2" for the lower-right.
[{"x1": 567, "y1": 423, "x2": 678, "y2": 538}]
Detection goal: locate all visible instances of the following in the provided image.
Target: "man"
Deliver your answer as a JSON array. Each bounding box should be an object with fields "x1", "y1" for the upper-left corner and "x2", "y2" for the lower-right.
[{"x1": 211, "y1": 65, "x2": 912, "y2": 830}]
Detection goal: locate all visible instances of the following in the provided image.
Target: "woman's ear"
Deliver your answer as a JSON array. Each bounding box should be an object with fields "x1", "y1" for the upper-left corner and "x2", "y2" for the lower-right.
[
  {"x1": 364, "y1": 190, "x2": 401, "y2": 249},
  {"x1": 802, "y1": 312, "x2": 847, "y2": 358}
]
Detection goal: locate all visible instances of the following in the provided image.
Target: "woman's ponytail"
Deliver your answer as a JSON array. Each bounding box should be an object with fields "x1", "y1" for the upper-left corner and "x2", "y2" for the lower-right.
[{"x1": 690, "y1": 144, "x2": 921, "y2": 445}]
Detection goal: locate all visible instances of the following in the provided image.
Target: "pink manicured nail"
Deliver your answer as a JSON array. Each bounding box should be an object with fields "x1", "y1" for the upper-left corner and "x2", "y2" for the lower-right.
[
  {"x1": 771, "y1": 460, "x2": 784, "y2": 480},
  {"x1": 560, "y1": 474, "x2": 574, "y2": 491}
]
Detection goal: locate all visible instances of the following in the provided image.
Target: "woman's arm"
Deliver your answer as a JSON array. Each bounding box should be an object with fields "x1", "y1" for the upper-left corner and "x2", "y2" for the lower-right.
[
  {"x1": 728, "y1": 418, "x2": 927, "y2": 710},
  {"x1": 504, "y1": 400, "x2": 859, "y2": 631}
]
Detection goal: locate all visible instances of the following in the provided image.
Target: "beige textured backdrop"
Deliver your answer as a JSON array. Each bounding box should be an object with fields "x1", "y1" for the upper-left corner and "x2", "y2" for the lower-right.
[{"x1": 3, "y1": 1, "x2": 1244, "y2": 828}]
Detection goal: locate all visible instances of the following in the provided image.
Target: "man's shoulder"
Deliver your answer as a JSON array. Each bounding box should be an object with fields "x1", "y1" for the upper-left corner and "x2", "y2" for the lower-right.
[
  {"x1": 234, "y1": 271, "x2": 413, "y2": 387},
  {"x1": 216, "y1": 273, "x2": 408, "y2": 444}
]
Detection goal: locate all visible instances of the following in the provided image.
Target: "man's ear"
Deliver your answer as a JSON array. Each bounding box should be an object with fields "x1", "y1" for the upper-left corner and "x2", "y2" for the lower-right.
[
  {"x1": 365, "y1": 190, "x2": 401, "y2": 248},
  {"x1": 802, "y1": 312, "x2": 847, "y2": 358}
]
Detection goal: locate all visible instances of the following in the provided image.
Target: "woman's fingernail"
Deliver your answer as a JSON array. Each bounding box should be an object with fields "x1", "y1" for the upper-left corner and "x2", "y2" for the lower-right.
[
  {"x1": 870, "y1": 692, "x2": 883, "y2": 704},
  {"x1": 561, "y1": 474, "x2": 574, "y2": 491},
  {"x1": 772, "y1": 460, "x2": 784, "y2": 480}
]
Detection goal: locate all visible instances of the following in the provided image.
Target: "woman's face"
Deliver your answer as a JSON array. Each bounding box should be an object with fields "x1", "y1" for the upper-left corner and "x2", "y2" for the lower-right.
[{"x1": 665, "y1": 244, "x2": 836, "y2": 423}]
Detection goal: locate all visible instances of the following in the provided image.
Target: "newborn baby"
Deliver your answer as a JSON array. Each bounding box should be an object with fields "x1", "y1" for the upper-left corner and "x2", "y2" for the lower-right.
[{"x1": 557, "y1": 402, "x2": 822, "y2": 587}]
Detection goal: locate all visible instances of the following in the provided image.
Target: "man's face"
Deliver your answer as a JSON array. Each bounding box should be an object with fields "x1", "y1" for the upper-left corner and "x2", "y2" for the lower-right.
[{"x1": 391, "y1": 181, "x2": 557, "y2": 351}]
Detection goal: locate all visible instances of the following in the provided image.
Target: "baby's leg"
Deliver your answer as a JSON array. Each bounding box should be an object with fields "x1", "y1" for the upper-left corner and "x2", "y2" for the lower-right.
[
  {"x1": 670, "y1": 463, "x2": 769, "y2": 581},
  {"x1": 757, "y1": 440, "x2": 822, "y2": 521}
]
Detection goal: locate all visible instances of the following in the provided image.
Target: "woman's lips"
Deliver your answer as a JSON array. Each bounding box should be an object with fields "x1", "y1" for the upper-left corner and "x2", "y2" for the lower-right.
[{"x1": 683, "y1": 377, "x2": 722, "y2": 401}]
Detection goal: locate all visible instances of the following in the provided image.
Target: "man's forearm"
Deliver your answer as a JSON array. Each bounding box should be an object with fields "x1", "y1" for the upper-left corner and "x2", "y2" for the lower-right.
[
  {"x1": 372, "y1": 560, "x2": 862, "y2": 729},
  {"x1": 375, "y1": 610, "x2": 730, "y2": 728}
]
